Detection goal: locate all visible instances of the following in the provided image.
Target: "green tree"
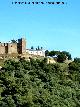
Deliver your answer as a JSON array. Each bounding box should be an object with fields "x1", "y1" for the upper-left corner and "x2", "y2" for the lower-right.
[
  {"x1": 57, "y1": 52, "x2": 66, "y2": 63},
  {"x1": 62, "y1": 51, "x2": 72, "y2": 60},
  {"x1": 45, "y1": 50, "x2": 49, "y2": 56},
  {"x1": 31, "y1": 46, "x2": 34, "y2": 50},
  {"x1": 74, "y1": 57, "x2": 80, "y2": 63},
  {"x1": 0, "y1": 59, "x2": 80, "y2": 107}
]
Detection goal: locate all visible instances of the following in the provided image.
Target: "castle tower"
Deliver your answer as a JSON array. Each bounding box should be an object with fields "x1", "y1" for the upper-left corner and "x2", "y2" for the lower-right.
[{"x1": 18, "y1": 38, "x2": 26, "y2": 54}]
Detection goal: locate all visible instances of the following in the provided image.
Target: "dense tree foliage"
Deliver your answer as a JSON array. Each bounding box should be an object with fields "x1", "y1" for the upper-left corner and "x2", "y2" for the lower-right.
[
  {"x1": 45, "y1": 50, "x2": 72, "y2": 61},
  {"x1": 74, "y1": 57, "x2": 80, "y2": 63},
  {"x1": 62, "y1": 51, "x2": 72, "y2": 60},
  {"x1": 57, "y1": 52, "x2": 66, "y2": 63},
  {"x1": 0, "y1": 58, "x2": 80, "y2": 107}
]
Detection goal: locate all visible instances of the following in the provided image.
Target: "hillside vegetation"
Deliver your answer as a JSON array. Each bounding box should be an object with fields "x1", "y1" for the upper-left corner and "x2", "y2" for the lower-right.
[{"x1": 0, "y1": 58, "x2": 80, "y2": 107}]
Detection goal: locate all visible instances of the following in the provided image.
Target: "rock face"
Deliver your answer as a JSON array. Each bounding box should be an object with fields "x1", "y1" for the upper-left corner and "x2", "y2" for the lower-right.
[{"x1": 47, "y1": 57, "x2": 56, "y2": 64}]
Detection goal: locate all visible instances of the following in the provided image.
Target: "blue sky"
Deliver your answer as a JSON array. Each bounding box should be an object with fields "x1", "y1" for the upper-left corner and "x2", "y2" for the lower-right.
[{"x1": 0, "y1": 0, "x2": 80, "y2": 58}]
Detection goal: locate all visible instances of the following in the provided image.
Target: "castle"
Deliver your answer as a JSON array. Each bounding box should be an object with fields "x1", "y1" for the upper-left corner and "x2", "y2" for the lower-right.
[
  {"x1": 0, "y1": 38, "x2": 26, "y2": 55},
  {"x1": 0, "y1": 38, "x2": 45, "y2": 57}
]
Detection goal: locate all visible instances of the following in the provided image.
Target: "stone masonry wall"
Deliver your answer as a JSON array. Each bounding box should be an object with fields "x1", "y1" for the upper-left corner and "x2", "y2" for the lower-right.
[
  {"x1": 0, "y1": 38, "x2": 26, "y2": 55},
  {"x1": 7, "y1": 43, "x2": 17, "y2": 54}
]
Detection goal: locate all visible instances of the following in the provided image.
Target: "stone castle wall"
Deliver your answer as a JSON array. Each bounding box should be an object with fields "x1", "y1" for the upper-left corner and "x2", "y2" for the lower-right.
[
  {"x1": 8, "y1": 43, "x2": 17, "y2": 54},
  {"x1": 0, "y1": 38, "x2": 26, "y2": 55},
  {"x1": 0, "y1": 43, "x2": 5, "y2": 54}
]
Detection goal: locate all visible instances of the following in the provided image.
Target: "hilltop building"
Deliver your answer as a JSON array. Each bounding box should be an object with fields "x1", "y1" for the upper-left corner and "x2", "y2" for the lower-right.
[
  {"x1": 0, "y1": 38, "x2": 45, "y2": 57},
  {"x1": 26, "y1": 49, "x2": 45, "y2": 57}
]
